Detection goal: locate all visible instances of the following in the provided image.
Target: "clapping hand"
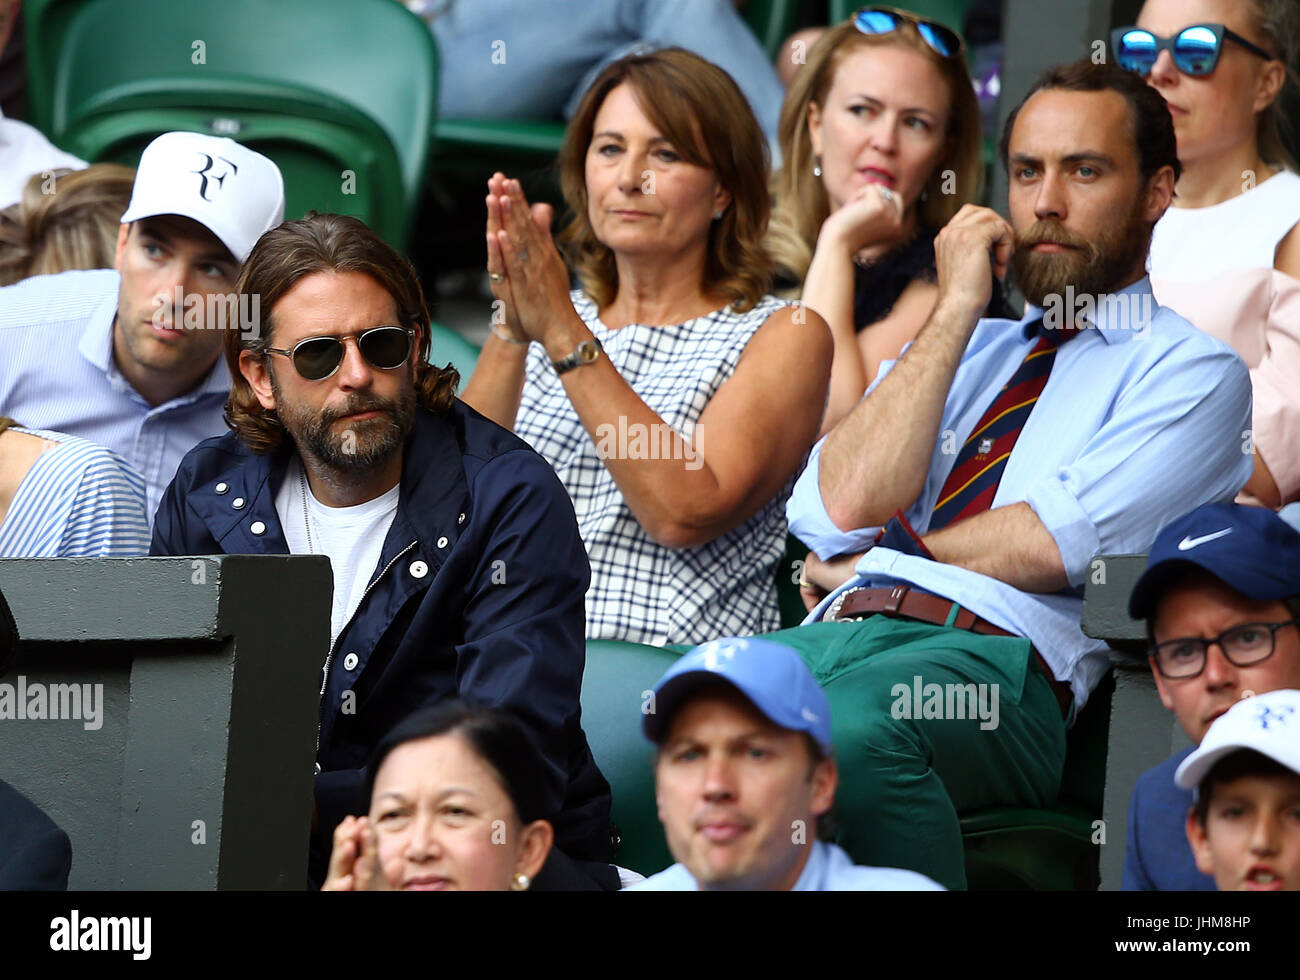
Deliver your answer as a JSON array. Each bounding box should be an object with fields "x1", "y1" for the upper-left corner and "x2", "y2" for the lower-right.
[
  {"x1": 320, "y1": 815, "x2": 391, "y2": 891},
  {"x1": 485, "y1": 172, "x2": 575, "y2": 346}
]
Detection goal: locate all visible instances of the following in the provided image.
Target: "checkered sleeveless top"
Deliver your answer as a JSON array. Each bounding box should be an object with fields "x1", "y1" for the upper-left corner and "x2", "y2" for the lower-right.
[{"x1": 514, "y1": 290, "x2": 793, "y2": 645}]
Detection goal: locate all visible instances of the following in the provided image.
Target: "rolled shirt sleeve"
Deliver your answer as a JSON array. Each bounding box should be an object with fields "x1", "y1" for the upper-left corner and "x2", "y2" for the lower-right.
[
  {"x1": 1025, "y1": 331, "x2": 1253, "y2": 587},
  {"x1": 1249, "y1": 270, "x2": 1300, "y2": 504}
]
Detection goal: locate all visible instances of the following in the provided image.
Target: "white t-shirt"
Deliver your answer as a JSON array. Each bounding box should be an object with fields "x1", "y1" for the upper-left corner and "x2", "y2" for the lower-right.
[{"x1": 275, "y1": 458, "x2": 400, "y2": 648}]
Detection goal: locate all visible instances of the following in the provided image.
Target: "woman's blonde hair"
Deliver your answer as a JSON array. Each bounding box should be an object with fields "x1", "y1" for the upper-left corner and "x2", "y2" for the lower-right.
[
  {"x1": 557, "y1": 47, "x2": 772, "y2": 313},
  {"x1": 0, "y1": 164, "x2": 135, "y2": 286},
  {"x1": 768, "y1": 19, "x2": 983, "y2": 284},
  {"x1": 1245, "y1": 0, "x2": 1300, "y2": 170}
]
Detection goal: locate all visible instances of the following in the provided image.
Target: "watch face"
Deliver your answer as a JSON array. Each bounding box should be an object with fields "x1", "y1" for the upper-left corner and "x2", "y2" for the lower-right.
[{"x1": 579, "y1": 342, "x2": 600, "y2": 362}]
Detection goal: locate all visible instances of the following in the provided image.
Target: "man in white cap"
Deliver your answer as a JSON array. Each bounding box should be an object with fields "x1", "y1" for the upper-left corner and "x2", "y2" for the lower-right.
[
  {"x1": 0, "y1": 132, "x2": 284, "y2": 518},
  {"x1": 1176, "y1": 688, "x2": 1300, "y2": 891},
  {"x1": 629, "y1": 636, "x2": 943, "y2": 890}
]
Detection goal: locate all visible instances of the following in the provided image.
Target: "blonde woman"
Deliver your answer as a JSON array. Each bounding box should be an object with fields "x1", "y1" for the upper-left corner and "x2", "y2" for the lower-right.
[
  {"x1": 768, "y1": 8, "x2": 986, "y2": 436},
  {"x1": 1120, "y1": 0, "x2": 1300, "y2": 508}
]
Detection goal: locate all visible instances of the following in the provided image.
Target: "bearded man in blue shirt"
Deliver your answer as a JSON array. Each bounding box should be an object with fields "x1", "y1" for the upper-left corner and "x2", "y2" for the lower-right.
[{"x1": 778, "y1": 61, "x2": 1253, "y2": 890}]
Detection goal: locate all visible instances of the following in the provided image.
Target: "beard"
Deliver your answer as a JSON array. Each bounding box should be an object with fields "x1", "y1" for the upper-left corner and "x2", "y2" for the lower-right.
[
  {"x1": 271, "y1": 373, "x2": 416, "y2": 475},
  {"x1": 1010, "y1": 204, "x2": 1151, "y2": 311}
]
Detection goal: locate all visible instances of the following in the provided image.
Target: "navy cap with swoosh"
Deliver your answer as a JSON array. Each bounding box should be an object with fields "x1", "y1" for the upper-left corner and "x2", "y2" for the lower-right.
[{"x1": 1128, "y1": 502, "x2": 1300, "y2": 620}]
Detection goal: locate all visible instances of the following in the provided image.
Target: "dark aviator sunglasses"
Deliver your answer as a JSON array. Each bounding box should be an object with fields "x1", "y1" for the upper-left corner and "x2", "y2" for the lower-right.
[
  {"x1": 265, "y1": 325, "x2": 416, "y2": 382},
  {"x1": 1111, "y1": 23, "x2": 1274, "y2": 78}
]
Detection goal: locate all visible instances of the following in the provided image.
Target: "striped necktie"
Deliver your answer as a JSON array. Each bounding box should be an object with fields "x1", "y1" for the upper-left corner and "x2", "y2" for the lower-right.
[{"x1": 928, "y1": 321, "x2": 1055, "y2": 531}]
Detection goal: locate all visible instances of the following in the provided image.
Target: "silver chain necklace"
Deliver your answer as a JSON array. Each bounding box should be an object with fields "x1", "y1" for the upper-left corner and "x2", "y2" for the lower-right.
[{"x1": 299, "y1": 465, "x2": 315, "y2": 555}]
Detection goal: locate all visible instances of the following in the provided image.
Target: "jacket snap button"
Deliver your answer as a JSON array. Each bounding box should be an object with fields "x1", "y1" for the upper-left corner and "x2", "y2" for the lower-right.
[
  {"x1": 409, "y1": 560, "x2": 428, "y2": 578},
  {"x1": 436, "y1": 536, "x2": 448, "y2": 548},
  {"x1": 232, "y1": 497, "x2": 246, "y2": 509},
  {"x1": 250, "y1": 521, "x2": 266, "y2": 535},
  {"x1": 215, "y1": 482, "x2": 230, "y2": 494},
  {"x1": 343, "y1": 652, "x2": 359, "y2": 671}
]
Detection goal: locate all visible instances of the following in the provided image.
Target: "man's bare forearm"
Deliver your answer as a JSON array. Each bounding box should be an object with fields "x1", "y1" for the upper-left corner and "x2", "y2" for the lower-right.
[
  {"x1": 817, "y1": 293, "x2": 981, "y2": 530},
  {"x1": 922, "y1": 502, "x2": 1069, "y2": 593}
]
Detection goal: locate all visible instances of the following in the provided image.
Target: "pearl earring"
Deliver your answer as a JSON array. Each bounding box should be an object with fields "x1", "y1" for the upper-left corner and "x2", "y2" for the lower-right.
[
  {"x1": 511, "y1": 872, "x2": 531, "y2": 891},
  {"x1": 812, "y1": 155, "x2": 823, "y2": 179},
  {"x1": 712, "y1": 209, "x2": 724, "y2": 220}
]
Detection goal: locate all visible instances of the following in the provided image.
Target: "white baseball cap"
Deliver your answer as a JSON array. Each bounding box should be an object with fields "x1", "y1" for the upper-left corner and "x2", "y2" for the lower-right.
[
  {"x1": 1175, "y1": 689, "x2": 1300, "y2": 790},
  {"x1": 119, "y1": 132, "x2": 285, "y2": 263}
]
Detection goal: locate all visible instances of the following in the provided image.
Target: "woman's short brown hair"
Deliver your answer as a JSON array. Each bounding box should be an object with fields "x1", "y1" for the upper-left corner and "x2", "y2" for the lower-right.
[
  {"x1": 557, "y1": 46, "x2": 772, "y2": 312},
  {"x1": 768, "y1": 19, "x2": 984, "y2": 285},
  {"x1": 0, "y1": 164, "x2": 136, "y2": 286},
  {"x1": 224, "y1": 211, "x2": 457, "y2": 454}
]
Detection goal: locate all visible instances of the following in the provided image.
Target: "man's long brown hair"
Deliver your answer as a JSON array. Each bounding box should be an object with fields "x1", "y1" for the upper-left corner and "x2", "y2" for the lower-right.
[{"x1": 224, "y1": 212, "x2": 458, "y2": 454}]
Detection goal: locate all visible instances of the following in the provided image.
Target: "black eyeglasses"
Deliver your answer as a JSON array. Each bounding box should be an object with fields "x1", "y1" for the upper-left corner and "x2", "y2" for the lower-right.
[
  {"x1": 1111, "y1": 23, "x2": 1274, "y2": 78},
  {"x1": 264, "y1": 325, "x2": 415, "y2": 381},
  {"x1": 1150, "y1": 619, "x2": 1298, "y2": 679},
  {"x1": 853, "y1": 5, "x2": 963, "y2": 59}
]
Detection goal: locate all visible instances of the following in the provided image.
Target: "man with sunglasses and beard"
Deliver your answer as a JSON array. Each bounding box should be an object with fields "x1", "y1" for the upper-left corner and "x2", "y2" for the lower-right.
[
  {"x1": 151, "y1": 212, "x2": 617, "y2": 891},
  {"x1": 784, "y1": 60, "x2": 1252, "y2": 891}
]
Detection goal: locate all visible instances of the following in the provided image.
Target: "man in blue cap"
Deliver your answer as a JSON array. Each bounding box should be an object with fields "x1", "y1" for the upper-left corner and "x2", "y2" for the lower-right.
[
  {"x1": 1123, "y1": 502, "x2": 1300, "y2": 890},
  {"x1": 629, "y1": 637, "x2": 943, "y2": 891}
]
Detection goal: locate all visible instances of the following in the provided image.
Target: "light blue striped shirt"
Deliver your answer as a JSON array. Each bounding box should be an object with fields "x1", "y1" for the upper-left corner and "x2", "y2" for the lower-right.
[
  {"x1": 0, "y1": 428, "x2": 150, "y2": 557},
  {"x1": 788, "y1": 278, "x2": 1253, "y2": 711},
  {"x1": 0, "y1": 269, "x2": 231, "y2": 521}
]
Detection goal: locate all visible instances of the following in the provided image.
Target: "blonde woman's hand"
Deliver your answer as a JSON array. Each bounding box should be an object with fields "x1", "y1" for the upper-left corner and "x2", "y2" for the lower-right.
[{"x1": 820, "y1": 181, "x2": 907, "y2": 258}]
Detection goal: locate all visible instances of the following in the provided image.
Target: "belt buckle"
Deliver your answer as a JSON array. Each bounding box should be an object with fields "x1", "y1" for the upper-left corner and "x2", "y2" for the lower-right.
[{"x1": 825, "y1": 586, "x2": 866, "y2": 623}]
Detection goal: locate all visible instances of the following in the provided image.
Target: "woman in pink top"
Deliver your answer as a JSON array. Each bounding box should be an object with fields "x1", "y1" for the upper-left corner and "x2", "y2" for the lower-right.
[{"x1": 1118, "y1": 0, "x2": 1300, "y2": 508}]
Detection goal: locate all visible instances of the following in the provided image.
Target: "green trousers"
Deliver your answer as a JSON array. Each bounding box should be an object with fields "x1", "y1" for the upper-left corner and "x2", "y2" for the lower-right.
[{"x1": 759, "y1": 616, "x2": 1068, "y2": 890}]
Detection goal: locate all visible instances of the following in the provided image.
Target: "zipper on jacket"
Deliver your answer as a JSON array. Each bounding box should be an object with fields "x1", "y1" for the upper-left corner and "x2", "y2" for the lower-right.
[{"x1": 316, "y1": 540, "x2": 419, "y2": 759}]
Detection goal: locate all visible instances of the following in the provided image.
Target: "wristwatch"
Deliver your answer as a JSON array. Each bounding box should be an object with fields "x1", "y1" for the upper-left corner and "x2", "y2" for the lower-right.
[{"x1": 551, "y1": 338, "x2": 603, "y2": 375}]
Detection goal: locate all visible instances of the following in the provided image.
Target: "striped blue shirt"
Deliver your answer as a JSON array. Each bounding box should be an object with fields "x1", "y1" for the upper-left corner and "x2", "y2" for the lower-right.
[
  {"x1": 0, "y1": 269, "x2": 231, "y2": 521},
  {"x1": 789, "y1": 278, "x2": 1253, "y2": 712},
  {"x1": 0, "y1": 428, "x2": 150, "y2": 556}
]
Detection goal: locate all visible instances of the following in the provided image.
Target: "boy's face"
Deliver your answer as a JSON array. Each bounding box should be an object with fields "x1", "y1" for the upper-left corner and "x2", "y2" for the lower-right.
[{"x1": 1187, "y1": 771, "x2": 1300, "y2": 891}]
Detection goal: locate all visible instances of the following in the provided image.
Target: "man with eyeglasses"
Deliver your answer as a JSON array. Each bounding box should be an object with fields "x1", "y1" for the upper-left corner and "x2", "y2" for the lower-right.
[
  {"x1": 0, "y1": 132, "x2": 285, "y2": 520},
  {"x1": 150, "y1": 212, "x2": 618, "y2": 891},
  {"x1": 1123, "y1": 501, "x2": 1300, "y2": 890}
]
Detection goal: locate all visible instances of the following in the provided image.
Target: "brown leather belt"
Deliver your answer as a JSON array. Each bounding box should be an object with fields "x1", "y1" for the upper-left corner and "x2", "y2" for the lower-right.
[{"x1": 825, "y1": 585, "x2": 1072, "y2": 720}]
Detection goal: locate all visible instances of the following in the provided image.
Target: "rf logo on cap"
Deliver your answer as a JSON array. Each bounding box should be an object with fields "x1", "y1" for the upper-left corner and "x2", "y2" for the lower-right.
[{"x1": 192, "y1": 153, "x2": 238, "y2": 202}]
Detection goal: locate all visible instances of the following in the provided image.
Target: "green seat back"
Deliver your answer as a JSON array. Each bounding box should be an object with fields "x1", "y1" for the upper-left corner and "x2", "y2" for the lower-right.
[
  {"x1": 580, "y1": 639, "x2": 683, "y2": 877},
  {"x1": 26, "y1": 0, "x2": 435, "y2": 245},
  {"x1": 740, "y1": 0, "x2": 800, "y2": 60},
  {"x1": 429, "y1": 322, "x2": 481, "y2": 389},
  {"x1": 776, "y1": 533, "x2": 811, "y2": 629}
]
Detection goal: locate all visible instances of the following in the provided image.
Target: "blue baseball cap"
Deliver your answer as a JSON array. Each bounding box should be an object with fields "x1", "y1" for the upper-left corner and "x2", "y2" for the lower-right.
[
  {"x1": 642, "y1": 637, "x2": 833, "y2": 754},
  {"x1": 1128, "y1": 502, "x2": 1300, "y2": 621}
]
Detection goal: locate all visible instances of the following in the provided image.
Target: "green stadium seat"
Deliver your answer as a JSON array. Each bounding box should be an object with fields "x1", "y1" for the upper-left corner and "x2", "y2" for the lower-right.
[
  {"x1": 429, "y1": 322, "x2": 481, "y2": 388},
  {"x1": 580, "y1": 639, "x2": 682, "y2": 877},
  {"x1": 428, "y1": 0, "x2": 797, "y2": 177},
  {"x1": 24, "y1": 0, "x2": 436, "y2": 246}
]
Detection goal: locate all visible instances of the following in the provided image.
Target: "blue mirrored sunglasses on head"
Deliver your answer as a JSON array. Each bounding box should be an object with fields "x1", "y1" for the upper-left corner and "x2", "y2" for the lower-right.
[
  {"x1": 1111, "y1": 23, "x2": 1274, "y2": 77},
  {"x1": 853, "y1": 5, "x2": 963, "y2": 59}
]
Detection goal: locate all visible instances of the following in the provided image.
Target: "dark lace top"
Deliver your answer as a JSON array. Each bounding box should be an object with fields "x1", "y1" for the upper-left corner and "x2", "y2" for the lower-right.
[
  {"x1": 852, "y1": 230, "x2": 939, "y2": 331},
  {"x1": 851, "y1": 226, "x2": 1017, "y2": 329}
]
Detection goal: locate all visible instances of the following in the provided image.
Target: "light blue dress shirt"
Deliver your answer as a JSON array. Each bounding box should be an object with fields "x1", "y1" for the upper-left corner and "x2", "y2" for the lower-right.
[
  {"x1": 627, "y1": 839, "x2": 945, "y2": 891},
  {"x1": 0, "y1": 269, "x2": 230, "y2": 521},
  {"x1": 788, "y1": 278, "x2": 1252, "y2": 711}
]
